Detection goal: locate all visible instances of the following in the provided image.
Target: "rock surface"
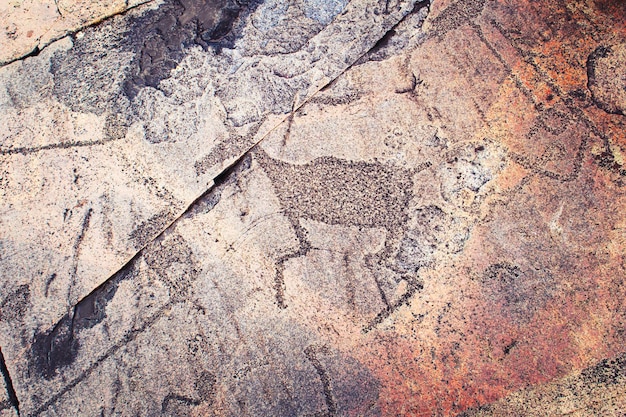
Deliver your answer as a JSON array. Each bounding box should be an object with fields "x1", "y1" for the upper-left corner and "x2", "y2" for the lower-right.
[
  {"x1": 0, "y1": 0, "x2": 153, "y2": 66},
  {"x1": 1, "y1": 0, "x2": 625, "y2": 416},
  {"x1": 461, "y1": 352, "x2": 626, "y2": 416},
  {"x1": 0, "y1": 0, "x2": 419, "y2": 384}
]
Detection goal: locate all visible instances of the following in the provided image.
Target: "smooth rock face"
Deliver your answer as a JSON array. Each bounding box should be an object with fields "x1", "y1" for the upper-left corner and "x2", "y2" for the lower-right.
[{"x1": 1, "y1": 0, "x2": 625, "y2": 416}]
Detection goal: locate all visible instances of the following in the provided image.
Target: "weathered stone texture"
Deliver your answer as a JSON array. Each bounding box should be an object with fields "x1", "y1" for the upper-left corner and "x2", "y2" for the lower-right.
[
  {"x1": 0, "y1": 3, "x2": 420, "y2": 395},
  {"x1": 1, "y1": 0, "x2": 625, "y2": 416},
  {"x1": 0, "y1": 0, "x2": 152, "y2": 66},
  {"x1": 461, "y1": 353, "x2": 626, "y2": 416}
]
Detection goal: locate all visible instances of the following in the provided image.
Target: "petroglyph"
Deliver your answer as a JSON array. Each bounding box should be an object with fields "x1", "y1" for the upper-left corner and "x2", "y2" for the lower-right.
[{"x1": 1, "y1": 0, "x2": 626, "y2": 415}]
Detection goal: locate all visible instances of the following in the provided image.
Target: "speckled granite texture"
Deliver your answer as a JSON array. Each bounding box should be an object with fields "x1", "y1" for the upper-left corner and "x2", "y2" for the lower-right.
[{"x1": 1, "y1": 0, "x2": 625, "y2": 416}]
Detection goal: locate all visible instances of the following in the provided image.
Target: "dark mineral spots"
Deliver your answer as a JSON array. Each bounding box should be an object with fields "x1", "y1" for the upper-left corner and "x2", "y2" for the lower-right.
[
  {"x1": 459, "y1": 351, "x2": 626, "y2": 416},
  {"x1": 304, "y1": 345, "x2": 337, "y2": 417},
  {"x1": 50, "y1": 0, "x2": 264, "y2": 115},
  {"x1": 587, "y1": 43, "x2": 626, "y2": 115},
  {"x1": 256, "y1": 151, "x2": 414, "y2": 230},
  {"x1": 429, "y1": 0, "x2": 486, "y2": 35},
  {"x1": 482, "y1": 262, "x2": 556, "y2": 324},
  {"x1": 255, "y1": 150, "x2": 432, "y2": 328},
  {"x1": 0, "y1": 284, "x2": 30, "y2": 323},
  {"x1": 579, "y1": 353, "x2": 626, "y2": 386},
  {"x1": 129, "y1": 210, "x2": 179, "y2": 251}
]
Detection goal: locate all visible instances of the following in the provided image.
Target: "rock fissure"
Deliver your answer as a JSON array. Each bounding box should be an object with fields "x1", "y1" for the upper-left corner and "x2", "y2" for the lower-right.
[
  {"x1": 0, "y1": 347, "x2": 20, "y2": 416},
  {"x1": 28, "y1": 150, "x2": 254, "y2": 381},
  {"x1": 0, "y1": 0, "x2": 156, "y2": 69},
  {"x1": 4, "y1": 0, "x2": 625, "y2": 415}
]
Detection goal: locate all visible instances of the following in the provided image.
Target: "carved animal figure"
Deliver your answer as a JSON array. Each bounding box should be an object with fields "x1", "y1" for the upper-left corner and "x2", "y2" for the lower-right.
[{"x1": 255, "y1": 149, "x2": 436, "y2": 330}]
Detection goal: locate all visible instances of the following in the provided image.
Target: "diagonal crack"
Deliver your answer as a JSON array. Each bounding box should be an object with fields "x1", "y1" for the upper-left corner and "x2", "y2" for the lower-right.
[
  {"x1": 0, "y1": 0, "x2": 155, "y2": 68},
  {"x1": 23, "y1": 0, "x2": 433, "y2": 411},
  {"x1": 31, "y1": 0, "x2": 434, "y2": 354},
  {"x1": 92, "y1": 0, "x2": 434, "y2": 300},
  {"x1": 0, "y1": 347, "x2": 20, "y2": 416},
  {"x1": 81, "y1": 0, "x2": 433, "y2": 304}
]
